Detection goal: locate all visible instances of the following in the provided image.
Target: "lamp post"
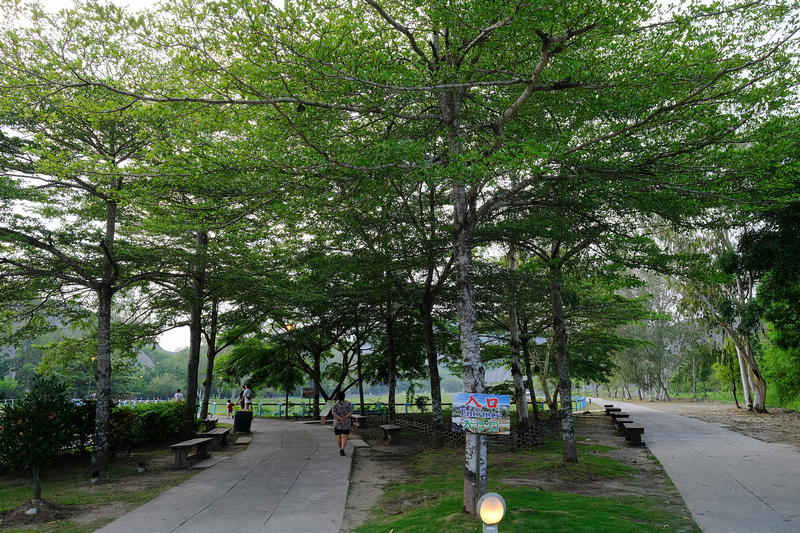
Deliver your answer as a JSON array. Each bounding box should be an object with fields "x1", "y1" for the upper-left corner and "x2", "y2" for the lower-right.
[{"x1": 477, "y1": 492, "x2": 506, "y2": 533}]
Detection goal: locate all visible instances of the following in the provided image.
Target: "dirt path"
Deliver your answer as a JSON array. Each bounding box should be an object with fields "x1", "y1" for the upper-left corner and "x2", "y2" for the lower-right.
[{"x1": 340, "y1": 425, "x2": 426, "y2": 532}]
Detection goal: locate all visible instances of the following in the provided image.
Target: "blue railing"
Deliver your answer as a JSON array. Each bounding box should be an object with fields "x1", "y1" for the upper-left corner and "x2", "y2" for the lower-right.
[
  {"x1": 3, "y1": 395, "x2": 588, "y2": 413},
  {"x1": 202, "y1": 401, "x2": 386, "y2": 419},
  {"x1": 531, "y1": 396, "x2": 587, "y2": 411}
]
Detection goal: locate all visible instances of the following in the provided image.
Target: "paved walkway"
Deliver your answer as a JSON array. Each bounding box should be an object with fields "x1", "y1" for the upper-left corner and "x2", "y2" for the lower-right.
[
  {"x1": 95, "y1": 417, "x2": 351, "y2": 533},
  {"x1": 592, "y1": 398, "x2": 800, "y2": 533},
  {"x1": 95, "y1": 401, "x2": 800, "y2": 533}
]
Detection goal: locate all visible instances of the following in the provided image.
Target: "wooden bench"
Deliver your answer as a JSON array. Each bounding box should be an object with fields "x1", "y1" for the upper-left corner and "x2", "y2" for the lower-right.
[
  {"x1": 616, "y1": 418, "x2": 635, "y2": 431},
  {"x1": 605, "y1": 407, "x2": 622, "y2": 416},
  {"x1": 203, "y1": 418, "x2": 218, "y2": 431},
  {"x1": 609, "y1": 411, "x2": 630, "y2": 424},
  {"x1": 170, "y1": 437, "x2": 213, "y2": 468},
  {"x1": 380, "y1": 424, "x2": 402, "y2": 445},
  {"x1": 205, "y1": 427, "x2": 231, "y2": 450},
  {"x1": 623, "y1": 423, "x2": 646, "y2": 447},
  {"x1": 350, "y1": 414, "x2": 367, "y2": 428}
]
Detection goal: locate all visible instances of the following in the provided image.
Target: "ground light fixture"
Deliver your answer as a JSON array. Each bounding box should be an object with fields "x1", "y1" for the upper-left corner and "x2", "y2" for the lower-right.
[{"x1": 477, "y1": 492, "x2": 506, "y2": 533}]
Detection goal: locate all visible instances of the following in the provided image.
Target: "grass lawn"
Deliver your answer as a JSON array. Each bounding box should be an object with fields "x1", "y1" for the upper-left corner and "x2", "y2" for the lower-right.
[
  {"x1": 352, "y1": 414, "x2": 700, "y2": 533},
  {"x1": 0, "y1": 424, "x2": 244, "y2": 532}
]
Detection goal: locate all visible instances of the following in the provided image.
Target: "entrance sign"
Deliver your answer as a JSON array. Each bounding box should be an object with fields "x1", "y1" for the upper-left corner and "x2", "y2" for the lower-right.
[{"x1": 451, "y1": 393, "x2": 511, "y2": 435}]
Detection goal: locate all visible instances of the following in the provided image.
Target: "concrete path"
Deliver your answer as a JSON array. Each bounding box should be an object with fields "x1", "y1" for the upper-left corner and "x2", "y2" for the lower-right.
[
  {"x1": 95, "y1": 417, "x2": 351, "y2": 533},
  {"x1": 95, "y1": 400, "x2": 800, "y2": 533},
  {"x1": 592, "y1": 398, "x2": 800, "y2": 533}
]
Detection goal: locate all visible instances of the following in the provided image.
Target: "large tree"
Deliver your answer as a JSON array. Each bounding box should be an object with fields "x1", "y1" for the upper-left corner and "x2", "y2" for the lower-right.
[
  {"x1": 3, "y1": 0, "x2": 798, "y2": 512},
  {"x1": 0, "y1": 80, "x2": 184, "y2": 470},
  {"x1": 677, "y1": 229, "x2": 767, "y2": 410}
]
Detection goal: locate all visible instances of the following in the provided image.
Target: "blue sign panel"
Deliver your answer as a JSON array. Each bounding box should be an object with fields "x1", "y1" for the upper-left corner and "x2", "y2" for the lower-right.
[{"x1": 451, "y1": 393, "x2": 511, "y2": 435}]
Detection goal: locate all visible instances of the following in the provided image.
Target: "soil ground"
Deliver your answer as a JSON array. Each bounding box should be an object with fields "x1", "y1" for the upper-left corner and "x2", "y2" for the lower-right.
[
  {"x1": 0, "y1": 437, "x2": 248, "y2": 531},
  {"x1": 340, "y1": 399, "x2": 800, "y2": 531}
]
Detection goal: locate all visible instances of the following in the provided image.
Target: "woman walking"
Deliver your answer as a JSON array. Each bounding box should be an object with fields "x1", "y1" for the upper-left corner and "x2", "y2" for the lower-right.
[{"x1": 331, "y1": 391, "x2": 354, "y2": 456}]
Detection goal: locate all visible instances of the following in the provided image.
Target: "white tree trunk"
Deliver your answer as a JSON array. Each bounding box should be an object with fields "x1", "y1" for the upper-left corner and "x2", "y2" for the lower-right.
[
  {"x1": 91, "y1": 286, "x2": 113, "y2": 472},
  {"x1": 90, "y1": 199, "x2": 118, "y2": 472},
  {"x1": 452, "y1": 182, "x2": 487, "y2": 514},
  {"x1": 735, "y1": 346, "x2": 753, "y2": 409},
  {"x1": 550, "y1": 266, "x2": 577, "y2": 463}
]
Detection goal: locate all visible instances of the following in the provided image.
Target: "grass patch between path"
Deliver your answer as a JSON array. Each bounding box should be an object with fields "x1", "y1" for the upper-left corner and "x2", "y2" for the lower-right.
[
  {"x1": 0, "y1": 442, "x2": 206, "y2": 532},
  {"x1": 353, "y1": 428, "x2": 700, "y2": 533}
]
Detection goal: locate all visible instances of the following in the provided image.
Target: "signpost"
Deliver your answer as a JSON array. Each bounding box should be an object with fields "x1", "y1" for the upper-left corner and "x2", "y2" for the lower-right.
[
  {"x1": 452, "y1": 393, "x2": 511, "y2": 515},
  {"x1": 451, "y1": 393, "x2": 511, "y2": 435}
]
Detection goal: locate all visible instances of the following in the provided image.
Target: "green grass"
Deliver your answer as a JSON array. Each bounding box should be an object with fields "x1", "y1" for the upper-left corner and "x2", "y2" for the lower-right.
[
  {"x1": 663, "y1": 391, "x2": 742, "y2": 403},
  {"x1": 352, "y1": 435, "x2": 700, "y2": 533},
  {"x1": 0, "y1": 446, "x2": 198, "y2": 532}
]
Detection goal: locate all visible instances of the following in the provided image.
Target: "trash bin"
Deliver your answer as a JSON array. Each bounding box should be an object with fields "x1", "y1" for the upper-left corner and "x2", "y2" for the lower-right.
[{"x1": 234, "y1": 410, "x2": 253, "y2": 433}]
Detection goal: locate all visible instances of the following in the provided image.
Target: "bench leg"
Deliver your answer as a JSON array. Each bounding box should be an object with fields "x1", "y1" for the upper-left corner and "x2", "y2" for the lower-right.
[
  {"x1": 197, "y1": 442, "x2": 211, "y2": 460},
  {"x1": 627, "y1": 432, "x2": 645, "y2": 447},
  {"x1": 210, "y1": 434, "x2": 228, "y2": 450},
  {"x1": 172, "y1": 449, "x2": 190, "y2": 468},
  {"x1": 386, "y1": 429, "x2": 400, "y2": 445}
]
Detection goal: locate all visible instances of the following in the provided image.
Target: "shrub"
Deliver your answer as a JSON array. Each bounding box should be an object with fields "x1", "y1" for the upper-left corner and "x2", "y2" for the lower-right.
[
  {"x1": 110, "y1": 406, "x2": 137, "y2": 452},
  {"x1": 405, "y1": 382, "x2": 417, "y2": 406},
  {"x1": 0, "y1": 376, "x2": 77, "y2": 500},
  {"x1": 0, "y1": 377, "x2": 21, "y2": 399},
  {"x1": 130, "y1": 401, "x2": 185, "y2": 444},
  {"x1": 415, "y1": 395, "x2": 430, "y2": 412},
  {"x1": 62, "y1": 400, "x2": 97, "y2": 454},
  {"x1": 485, "y1": 381, "x2": 515, "y2": 396}
]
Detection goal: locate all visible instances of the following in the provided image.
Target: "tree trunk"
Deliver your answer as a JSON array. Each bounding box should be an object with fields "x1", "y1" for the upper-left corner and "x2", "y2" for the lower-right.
[
  {"x1": 508, "y1": 245, "x2": 529, "y2": 429},
  {"x1": 356, "y1": 324, "x2": 365, "y2": 415},
  {"x1": 312, "y1": 353, "x2": 322, "y2": 418},
  {"x1": 90, "y1": 197, "x2": 118, "y2": 473},
  {"x1": 744, "y1": 337, "x2": 767, "y2": 411},
  {"x1": 453, "y1": 181, "x2": 487, "y2": 515},
  {"x1": 522, "y1": 339, "x2": 539, "y2": 422},
  {"x1": 285, "y1": 376, "x2": 290, "y2": 417},
  {"x1": 661, "y1": 383, "x2": 671, "y2": 401},
  {"x1": 182, "y1": 230, "x2": 208, "y2": 438},
  {"x1": 695, "y1": 286, "x2": 765, "y2": 410},
  {"x1": 32, "y1": 467, "x2": 41, "y2": 500},
  {"x1": 200, "y1": 298, "x2": 219, "y2": 420},
  {"x1": 464, "y1": 432, "x2": 487, "y2": 514},
  {"x1": 183, "y1": 299, "x2": 202, "y2": 437},
  {"x1": 91, "y1": 285, "x2": 113, "y2": 472},
  {"x1": 531, "y1": 344, "x2": 554, "y2": 412},
  {"x1": 728, "y1": 352, "x2": 741, "y2": 408},
  {"x1": 385, "y1": 285, "x2": 397, "y2": 423},
  {"x1": 422, "y1": 306, "x2": 444, "y2": 446},
  {"x1": 550, "y1": 263, "x2": 577, "y2": 463}
]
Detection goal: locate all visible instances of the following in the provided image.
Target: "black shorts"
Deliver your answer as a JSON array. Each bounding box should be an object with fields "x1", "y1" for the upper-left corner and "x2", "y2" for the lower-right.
[{"x1": 334, "y1": 428, "x2": 350, "y2": 435}]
